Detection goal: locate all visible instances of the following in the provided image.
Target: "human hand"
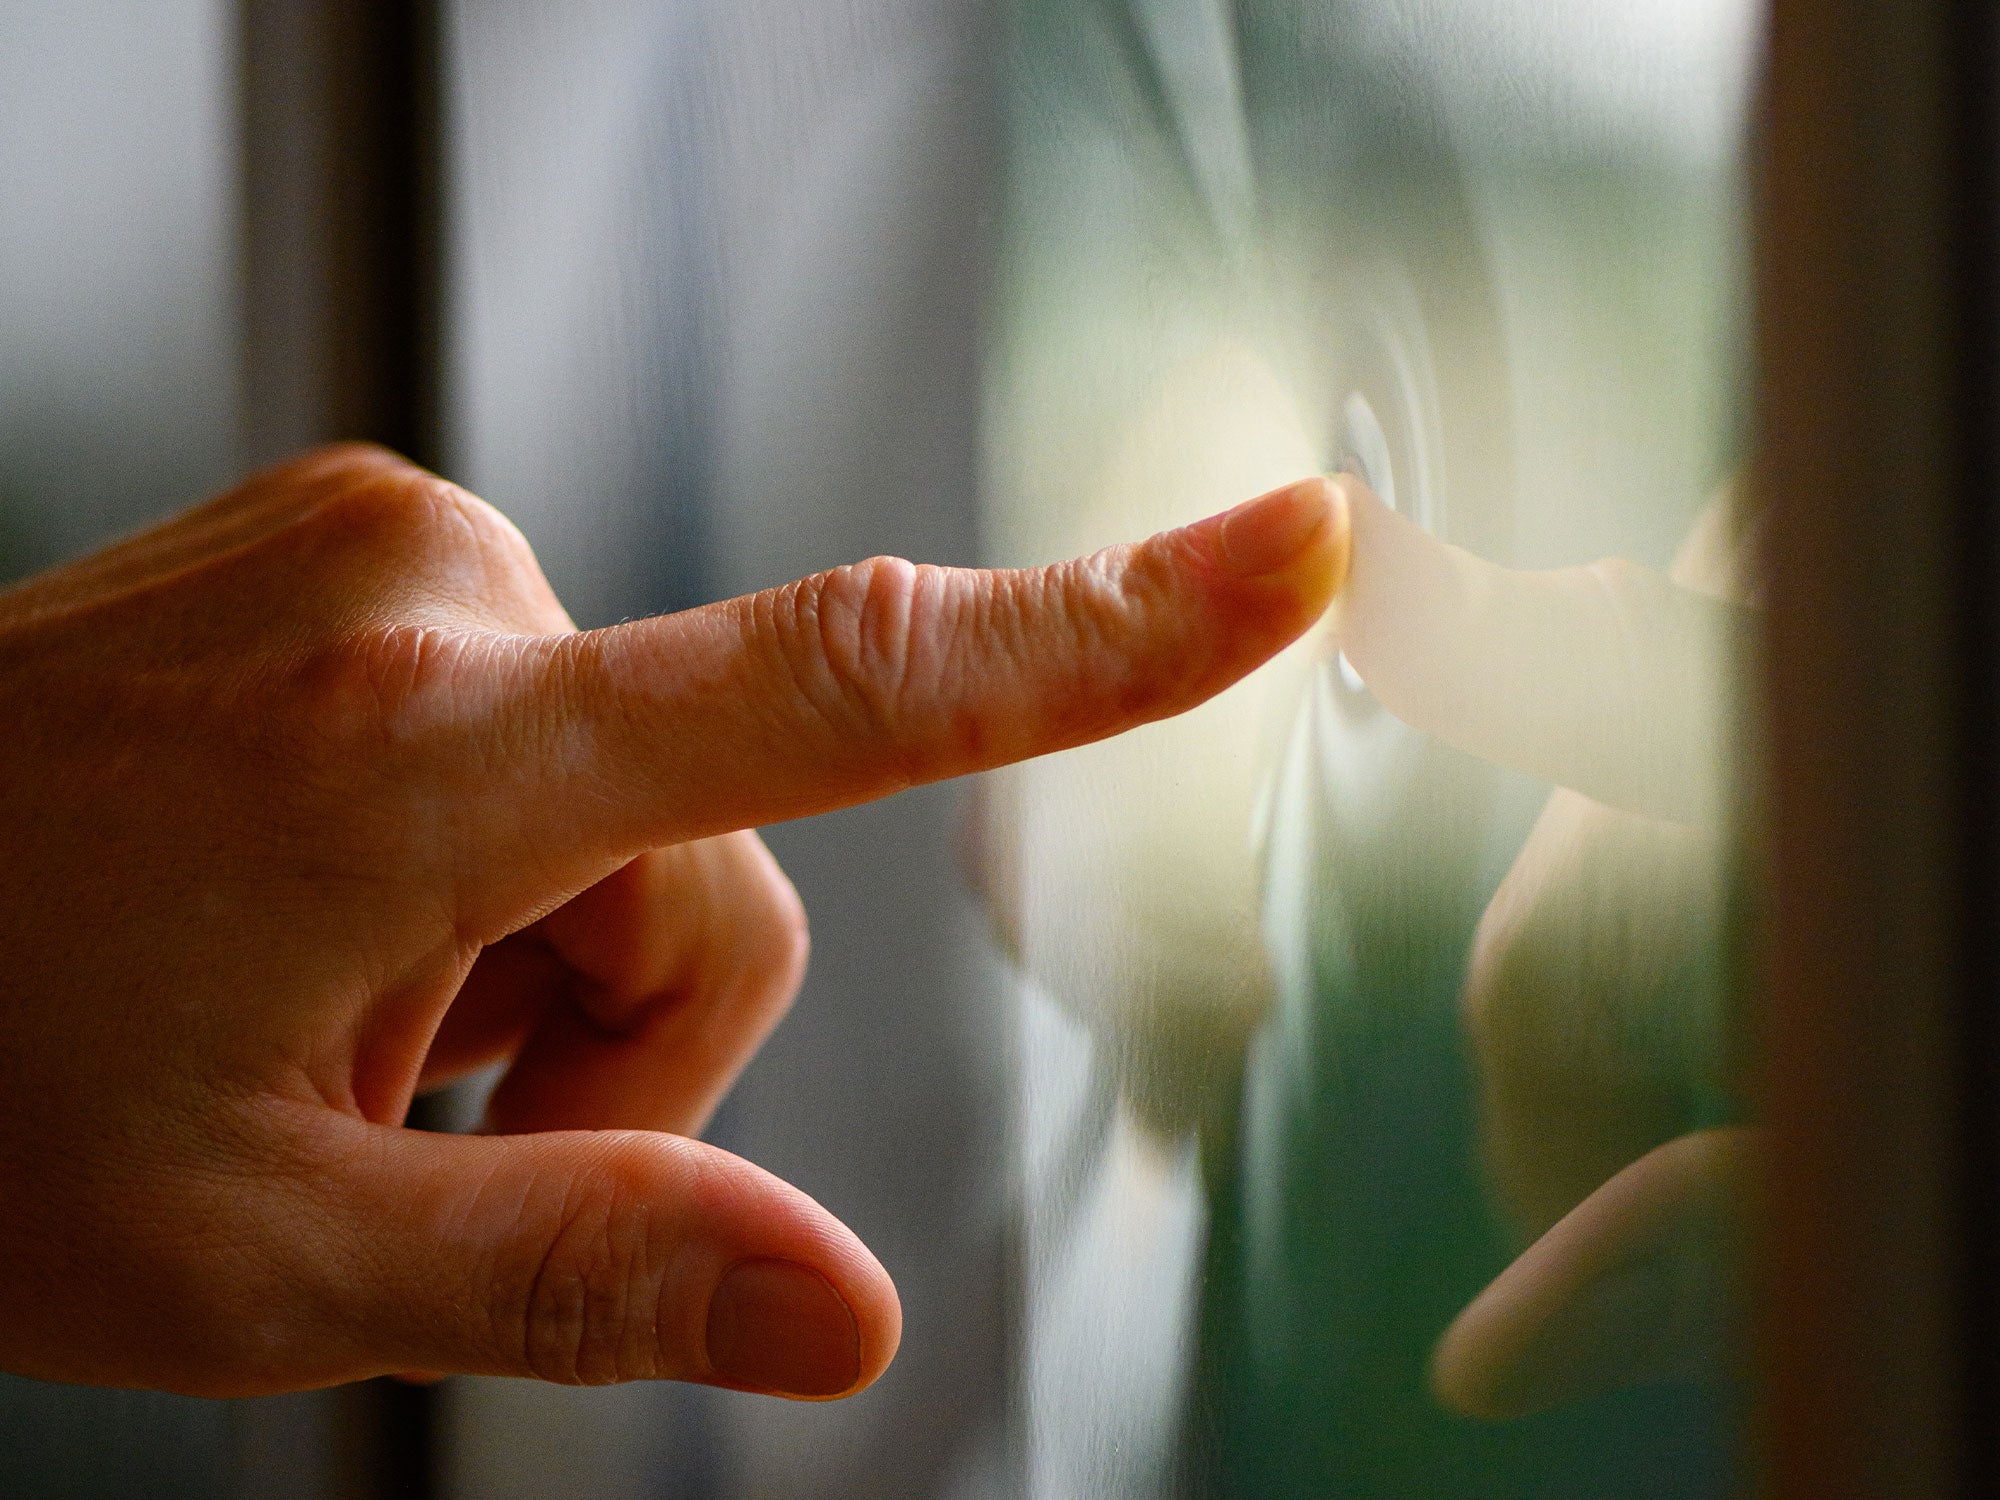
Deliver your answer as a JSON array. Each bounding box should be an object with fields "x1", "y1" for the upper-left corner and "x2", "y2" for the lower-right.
[
  {"x1": 1429, "y1": 777, "x2": 1746, "y2": 1419},
  {"x1": 1325, "y1": 476, "x2": 1751, "y2": 1418},
  {"x1": 0, "y1": 446, "x2": 1345, "y2": 1399}
]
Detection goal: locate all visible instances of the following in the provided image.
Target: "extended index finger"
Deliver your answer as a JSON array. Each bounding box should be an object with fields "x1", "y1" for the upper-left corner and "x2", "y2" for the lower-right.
[{"x1": 479, "y1": 477, "x2": 1345, "y2": 881}]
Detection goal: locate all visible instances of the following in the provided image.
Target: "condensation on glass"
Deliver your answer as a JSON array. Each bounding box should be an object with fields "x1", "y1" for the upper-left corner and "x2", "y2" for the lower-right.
[{"x1": 981, "y1": 2, "x2": 1760, "y2": 1495}]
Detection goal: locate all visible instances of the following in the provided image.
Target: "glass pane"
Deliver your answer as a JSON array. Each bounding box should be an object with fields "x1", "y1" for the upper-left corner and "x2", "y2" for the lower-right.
[{"x1": 985, "y1": 2, "x2": 1759, "y2": 1495}]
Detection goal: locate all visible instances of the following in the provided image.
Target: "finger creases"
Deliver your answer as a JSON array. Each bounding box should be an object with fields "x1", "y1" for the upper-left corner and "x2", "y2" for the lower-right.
[
  {"x1": 496, "y1": 476, "x2": 1346, "y2": 865},
  {"x1": 309, "y1": 1122, "x2": 900, "y2": 1395}
]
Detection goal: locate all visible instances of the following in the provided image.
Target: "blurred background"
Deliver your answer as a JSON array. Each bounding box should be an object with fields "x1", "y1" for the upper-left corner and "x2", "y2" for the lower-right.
[
  {"x1": 0, "y1": 7, "x2": 244, "y2": 1486},
  {"x1": 3, "y1": 3, "x2": 1993, "y2": 1499},
  {"x1": 0, "y1": 0, "x2": 1754, "y2": 1495}
]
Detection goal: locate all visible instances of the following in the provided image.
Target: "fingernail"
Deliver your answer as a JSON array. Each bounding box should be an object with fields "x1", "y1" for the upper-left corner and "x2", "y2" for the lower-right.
[
  {"x1": 1214, "y1": 477, "x2": 1335, "y2": 577},
  {"x1": 706, "y1": 1259, "x2": 861, "y2": 1397}
]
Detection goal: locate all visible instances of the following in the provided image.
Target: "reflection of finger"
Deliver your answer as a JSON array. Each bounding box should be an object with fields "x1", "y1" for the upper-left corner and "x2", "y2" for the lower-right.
[
  {"x1": 1431, "y1": 1128, "x2": 1747, "y2": 1421},
  {"x1": 477, "y1": 833, "x2": 809, "y2": 1139},
  {"x1": 1336, "y1": 481, "x2": 1741, "y2": 823}
]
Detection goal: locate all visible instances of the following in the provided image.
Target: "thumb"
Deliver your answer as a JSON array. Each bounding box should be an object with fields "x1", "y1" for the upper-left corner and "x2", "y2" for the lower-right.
[{"x1": 306, "y1": 1120, "x2": 899, "y2": 1396}]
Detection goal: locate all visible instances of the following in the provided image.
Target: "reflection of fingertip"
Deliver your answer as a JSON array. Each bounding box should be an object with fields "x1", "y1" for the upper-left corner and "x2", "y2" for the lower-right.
[
  {"x1": 1431, "y1": 1130, "x2": 1748, "y2": 1422},
  {"x1": 1428, "y1": 1319, "x2": 1492, "y2": 1420}
]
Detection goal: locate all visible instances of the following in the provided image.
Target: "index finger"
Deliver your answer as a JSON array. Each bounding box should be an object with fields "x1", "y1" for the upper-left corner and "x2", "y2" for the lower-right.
[{"x1": 481, "y1": 477, "x2": 1347, "y2": 874}]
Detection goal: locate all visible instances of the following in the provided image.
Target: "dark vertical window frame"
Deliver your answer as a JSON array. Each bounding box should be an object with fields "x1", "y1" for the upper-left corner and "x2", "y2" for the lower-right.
[
  {"x1": 1949, "y1": 0, "x2": 2000, "y2": 1484},
  {"x1": 239, "y1": 0, "x2": 443, "y2": 471},
  {"x1": 1759, "y1": 0, "x2": 1998, "y2": 1495},
  {"x1": 235, "y1": 3, "x2": 445, "y2": 1497}
]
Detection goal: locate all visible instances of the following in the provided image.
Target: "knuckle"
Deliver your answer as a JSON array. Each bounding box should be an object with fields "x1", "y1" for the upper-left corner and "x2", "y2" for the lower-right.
[
  {"x1": 436, "y1": 487, "x2": 545, "y2": 581},
  {"x1": 512, "y1": 1143, "x2": 691, "y2": 1385},
  {"x1": 238, "y1": 442, "x2": 407, "y2": 510},
  {"x1": 746, "y1": 857, "x2": 811, "y2": 998},
  {"x1": 1102, "y1": 536, "x2": 1174, "y2": 615},
  {"x1": 793, "y1": 556, "x2": 924, "y2": 725},
  {"x1": 1080, "y1": 540, "x2": 1173, "y2": 653},
  {"x1": 308, "y1": 466, "x2": 461, "y2": 550},
  {"x1": 304, "y1": 469, "x2": 554, "y2": 618},
  {"x1": 764, "y1": 556, "x2": 1000, "y2": 788},
  {"x1": 993, "y1": 550, "x2": 1156, "y2": 730},
  {"x1": 1070, "y1": 541, "x2": 1209, "y2": 721}
]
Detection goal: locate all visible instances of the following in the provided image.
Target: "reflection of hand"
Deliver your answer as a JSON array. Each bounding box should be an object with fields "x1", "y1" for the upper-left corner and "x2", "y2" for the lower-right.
[
  {"x1": 1460, "y1": 786, "x2": 1732, "y2": 1235},
  {"x1": 1332, "y1": 476, "x2": 1751, "y2": 1418},
  {"x1": 1335, "y1": 479, "x2": 1746, "y2": 825},
  {"x1": 0, "y1": 446, "x2": 1343, "y2": 1398},
  {"x1": 1432, "y1": 771, "x2": 1744, "y2": 1420},
  {"x1": 1431, "y1": 1128, "x2": 1746, "y2": 1420}
]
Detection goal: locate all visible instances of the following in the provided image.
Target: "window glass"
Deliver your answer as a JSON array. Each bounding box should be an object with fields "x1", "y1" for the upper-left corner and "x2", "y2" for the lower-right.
[{"x1": 986, "y1": 2, "x2": 1759, "y2": 1494}]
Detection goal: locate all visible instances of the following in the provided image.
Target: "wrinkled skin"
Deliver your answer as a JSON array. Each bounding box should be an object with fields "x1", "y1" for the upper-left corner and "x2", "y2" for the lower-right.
[{"x1": 0, "y1": 445, "x2": 1346, "y2": 1400}]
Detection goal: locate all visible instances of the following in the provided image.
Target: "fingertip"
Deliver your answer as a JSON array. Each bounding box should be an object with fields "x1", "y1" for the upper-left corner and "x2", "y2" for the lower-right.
[
  {"x1": 1429, "y1": 1278, "x2": 1528, "y2": 1420},
  {"x1": 676, "y1": 1144, "x2": 901, "y2": 1400},
  {"x1": 1184, "y1": 475, "x2": 1350, "y2": 633},
  {"x1": 793, "y1": 1223, "x2": 903, "y2": 1397},
  {"x1": 1210, "y1": 476, "x2": 1338, "y2": 577},
  {"x1": 705, "y1": 1259, "x2": 860, "y2": 1397},
  {"x1": 1429, "y1": 1130, "x2": 1748, "y2": 1421},
  {"x1": 704, "y1": 1252, "x2": 901, "y2": 1400}
]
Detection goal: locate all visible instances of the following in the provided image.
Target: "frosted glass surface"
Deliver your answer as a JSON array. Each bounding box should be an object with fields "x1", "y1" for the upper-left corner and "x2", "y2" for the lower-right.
[{"x1": 985, "y1": 2, "x2": 1758, "y2": 1494}]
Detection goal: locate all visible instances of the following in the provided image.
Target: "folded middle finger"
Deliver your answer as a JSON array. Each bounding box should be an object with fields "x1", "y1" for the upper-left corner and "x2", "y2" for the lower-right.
[{"x1": 424, "y1": 833, "x2": 808, "y2": 1138}]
